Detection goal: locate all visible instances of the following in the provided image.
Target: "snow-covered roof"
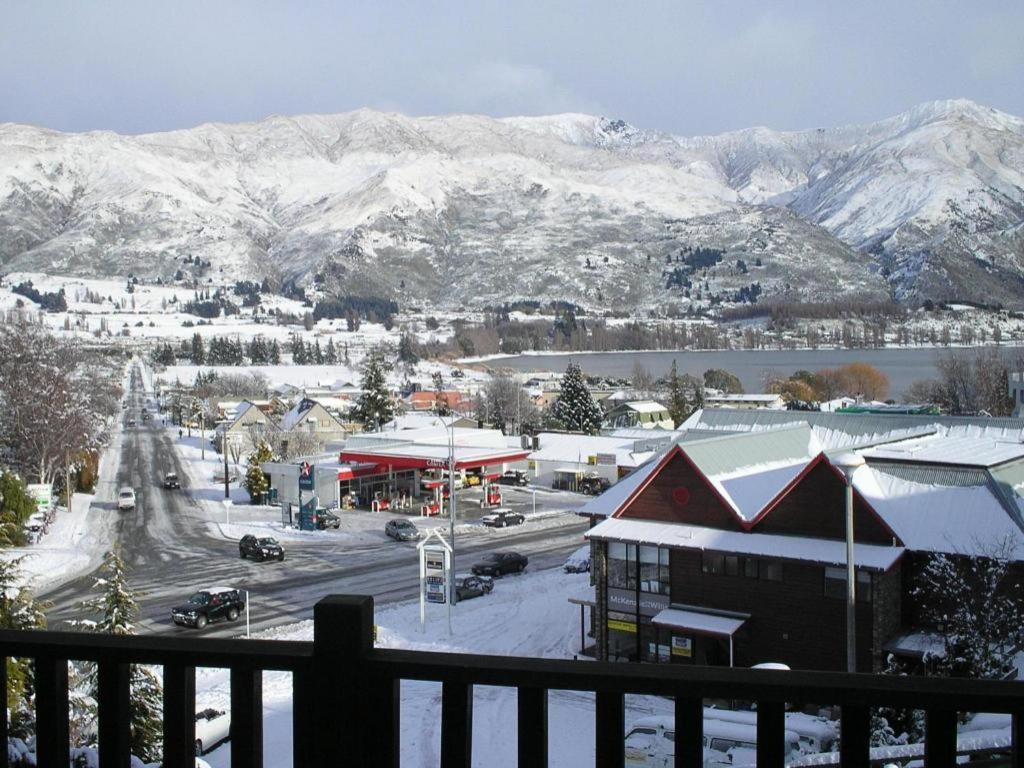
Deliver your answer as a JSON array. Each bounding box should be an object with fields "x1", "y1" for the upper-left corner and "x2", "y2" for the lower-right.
[
  {"x1": 579, "y1": 454, "x2": 662, "y2": 517},
  {"x1": 280, "y1": 398, "x2": 343, "y2": 431},
  {"x1": 711, "y1": 460, "x2": 810, "y2": 522},
  {"x1": 587, "y1": 517, "x2": 904, "y2": 570},
  {"x1": 861, "y1": 433, "x2": 1024, "y2": 468},
  {"x1": 652, "y1": 608, "x2": 746, "y2": 636},
  {"x1": 619, "y1": 400, "x2": 668, "y2": 413},
  {"x1": 853, "y1": 466, "x2": 1024, "y2": 558},
  {"x1": 528, "y1": 432, "x2": 657, "y2": 468}
]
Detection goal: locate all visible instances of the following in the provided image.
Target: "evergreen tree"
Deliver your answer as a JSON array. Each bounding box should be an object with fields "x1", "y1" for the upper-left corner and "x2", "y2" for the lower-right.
[
  {"x1": 552, "y1": 362, "x2": 603, "y2": 434},
  {"x1": 432, "y1": 371, "x2": 452, "y2": 417},
  {"x1": 244, "y1": 442, "x2": 273, "y2": 504},
  {"x1": 351, "y1": 347, "x2": 394, "y2": 431},
  {"x1": 291, "y1": 334, "x2": 307, "y2": 364},
  {"x1": 0, "y1": 557, "x2": 47, "y2": 737},
  {"x1": 0, "y1": 471, "x2": 35, "y2": 545},
  {"x1": 190, "y1": 332, "x2": 205, "y2": 365},
  {"x1": 666, "y1": 360, "x2": 690, "y2": 428},
  {"x1": 268, "y1": 339, "x2": 281, "y2": 365},
  {"x1": 74, "y1": 550, "x2": 163, "y2": 762},
  {"x1": 313, "y1": 339, "x2": 324, "y2": 364},
  {"x1": 398, "y1": 333, "x2": 419, "y2": 365},
  {"x1": 324, "y1": 339, "x2": 339, "y2": 365}
]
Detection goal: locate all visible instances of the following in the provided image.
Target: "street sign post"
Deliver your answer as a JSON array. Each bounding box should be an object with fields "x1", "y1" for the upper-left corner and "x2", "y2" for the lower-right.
[{"x1": 417, "y1": 529, "x2": 453, "y2": 635}]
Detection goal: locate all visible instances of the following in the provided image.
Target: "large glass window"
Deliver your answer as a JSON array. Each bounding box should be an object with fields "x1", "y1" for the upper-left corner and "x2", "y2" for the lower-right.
[
  {"x1": 760, "y1": 560, "x2": 783, "y2": 582},
  {"x1": 702, "y1": 552, "x2": 725, "y2": 575},
  {"x1": 639, "y1": 546, "x2": 670, "y2": 595},
  {"x1": 640, "y1": 621, "x2": 672, "y2": 663},
  {"x1": 608, "y1": 542, "x2": 637, "y2": 590},
  {"x1": 824, "y1": 567, "x2": 872, "y2": 602}
]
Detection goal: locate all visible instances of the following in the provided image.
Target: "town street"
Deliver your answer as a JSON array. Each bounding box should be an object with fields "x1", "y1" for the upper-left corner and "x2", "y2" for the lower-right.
[{"x1": 42, "y1": 367, "x2": 590, "y2": 637}]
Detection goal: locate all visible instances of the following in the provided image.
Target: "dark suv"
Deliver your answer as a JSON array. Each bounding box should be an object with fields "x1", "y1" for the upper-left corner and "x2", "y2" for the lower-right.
[
  {"x1": 171, "y1": 587, "x2": 246, "y2": 629},
  {"x1": 315, "y1": 509, "x2": 341, "y2": 530},
  {"x1": 162, "y1": 472, "x2": 180, "y2": 490},
  {"x1": 471, "y1": 551, "x2": 528, "y2": 577},
  {"x1": 499, "y1": 470, "x2": 529, "y2": 486},
  {"x1": 239, "y1": 534, "x2": 284, "y2": 562}
]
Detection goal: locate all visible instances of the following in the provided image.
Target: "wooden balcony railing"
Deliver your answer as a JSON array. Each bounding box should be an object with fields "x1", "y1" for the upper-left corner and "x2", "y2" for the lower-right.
[{"x1": 0, "y1": 594, "x2": 1022, "y2": 767}]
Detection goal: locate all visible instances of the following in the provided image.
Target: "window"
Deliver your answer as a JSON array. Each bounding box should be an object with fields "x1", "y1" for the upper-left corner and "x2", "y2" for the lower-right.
[
  {"x1": 702, "y1": 553, "x2": 725, "y2": 575},
  {"x1": 743, "y1": 557, "x2": 759, "y2": 578},
  {"x1": 608, "y1": 542, "x2": 637, "y2": 590},
  {"x1": 760, "y1": 560, "x2": 783, "y2": 582},
  {"x1": 640, "y1": 546, "x2": 670, "y2": 595},
  {"x1": 725, "y1": 555, "x2": 740, "y2": 576},
  {"x1": 824, "y1": 567, "x2": 872, "y2": 602}
]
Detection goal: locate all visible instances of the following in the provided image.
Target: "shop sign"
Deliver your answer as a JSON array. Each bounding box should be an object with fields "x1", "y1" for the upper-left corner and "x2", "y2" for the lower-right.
[
  {"x1": 607, "y1": 588, "x2": 670, "y2": 616},
  {"x1": 608, "y1": 619, "x2": 636, "y2": 634},
  {"x1": 426, "y1": 458, "x2": 449, "y2": 468},
  {"x1": 595, "y1": 453, "x2": 617, "y2": 466},
  {"x1": 671, "y1": 636, "x2": 693, "y2": 658},
  {"x1": 298, "y1": 462, "x2": 315, "y2": 491}
]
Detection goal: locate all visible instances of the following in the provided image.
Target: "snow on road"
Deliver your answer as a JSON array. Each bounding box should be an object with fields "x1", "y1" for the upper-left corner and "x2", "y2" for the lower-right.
[{"x1": 197, "y1": 567, "x2": 670, "y2": 767}]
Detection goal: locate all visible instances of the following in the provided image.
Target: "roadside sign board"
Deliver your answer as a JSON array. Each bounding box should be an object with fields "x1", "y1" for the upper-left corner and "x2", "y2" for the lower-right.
[
  {"x1": 26, "y1": 484, "x2": 53, "y2": 514},
  {"x1": 418, "y1": 530, "x2": 453, "y2": 629},
  {"x1": 298, "y1": 462, "x2": 315, "y2": 492}
]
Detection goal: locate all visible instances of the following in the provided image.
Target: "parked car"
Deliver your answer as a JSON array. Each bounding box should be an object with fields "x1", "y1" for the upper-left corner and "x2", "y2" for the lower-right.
[
  {"x1": 385, "y1": 519, "x2": 421, "y2": 541},
  {"x1": 142, "y1": 412, "x2": 151, "y2": 422},
  {"x1": 162, "y1": 472, "x2": 180, "y2": 489},
  {"x1": 624, "y1": 715, "x2": 802, "y2": 767},
  {"x1": 195, "y1": 708, "x2": 230, "y2": 755},
  {"x1": 454, "y1": 574, "x2": 494, "y2": 601},
  {"x1": 464, "y1": 473, "x2": 482, "y2": 487},
  {"x1": 498, "y1": 469, "x2": 529, "y2": 486},
  {"x1": 481, "y1": 509, "x2": 525, "y2": 528},
  {"x1": 563, "y1": 545, "x2": 591, "y2": 573},
  {"x1": 579, "y1": 475, "x2": 611, "y2": 495},
  {"x1": 117, "y1": 487, "x2": 136, "y2": 511},
  {"x1": 471, "y1": 551, "x2": 528, "y2": 577},
  {"x1": 314, "y1": 509, "x2": 341, "y2": 530},
  {"x1": 239, "y1": 534, "x2": 284, "y2": 562},
  {"x1": 171, "y1": 587, "x2": 246, "y2": 629}
]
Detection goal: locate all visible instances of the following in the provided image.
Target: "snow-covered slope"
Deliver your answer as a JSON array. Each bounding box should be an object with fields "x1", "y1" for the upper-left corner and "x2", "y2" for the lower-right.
[{"x1": 1, "y1": 100, "x2": 1021, "y2": 309}]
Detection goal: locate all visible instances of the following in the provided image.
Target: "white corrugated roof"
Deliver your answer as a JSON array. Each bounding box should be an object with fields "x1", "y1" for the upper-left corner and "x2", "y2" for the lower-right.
[
  {"x1": 862, "y1": 433, "x2": 1024, "y2": 468},
  {"x1": 586, "y1": 517, "x2": 904, "y2": 570},
  {"x1": 652, "y1": 608, "x2": 746, "y2": 636}
]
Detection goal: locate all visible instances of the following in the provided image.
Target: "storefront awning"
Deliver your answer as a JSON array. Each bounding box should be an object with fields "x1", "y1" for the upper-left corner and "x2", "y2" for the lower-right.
[{"x1": 652, "y1": 608, "x2": 747, "y2": 638}]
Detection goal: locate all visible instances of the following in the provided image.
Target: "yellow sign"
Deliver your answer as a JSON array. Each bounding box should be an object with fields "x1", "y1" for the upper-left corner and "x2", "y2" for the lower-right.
[
  {"x1": 671, "y1": 636, "x2": 692, "y2": 657},
  {"x1": 608, "y1": 619, "x2": 637, "y2": 634}
]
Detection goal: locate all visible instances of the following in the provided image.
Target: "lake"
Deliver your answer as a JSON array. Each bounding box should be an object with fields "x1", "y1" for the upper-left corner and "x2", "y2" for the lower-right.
[{"x1": 487, "y1": 347, "x2": 1002, "y2": 397}]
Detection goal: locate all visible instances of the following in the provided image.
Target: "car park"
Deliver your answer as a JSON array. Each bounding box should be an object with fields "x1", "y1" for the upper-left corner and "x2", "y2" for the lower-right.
[
  {"x1": 117, "y1": 487, "x2": 136, "y2": 511},
  {"x1": 481, "y1": 509, "x2": 525, "y2": 528},
  {"x1": 385, "y1": 519, "x2": 421, "y2": 541},
  {"x1": 563, "y1": 545, "x2": 591, "y2": 573},
  {"x1": 171, "y1": 587, "x2": 246, "y2": 629},
  {"x1": 498, "y1": 469, "x2": 529, "y2": 486},
  {"x1": 162, "y1": 472, "x2": 180, "y2": 490},
  {"x1": 471, "y1": 551, "x2": 528, "y2": 577},
  {"x1": 239, "y1": 535, "x2": 284, "y2": 562},
  {"x1": 454, "y1": 574, "x2": 494, "y2": 601},
  {"x1": 195, "y1": 708, "x2": 230, "y2": 755}
]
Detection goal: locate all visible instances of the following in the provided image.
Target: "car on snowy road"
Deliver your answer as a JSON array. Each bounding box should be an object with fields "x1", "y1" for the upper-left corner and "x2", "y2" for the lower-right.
[
  {"x1": 385, "y1": 519, "x2": 421, "y2": 541},
  {"x1": 239, "y1": 535, "x2": 284, "y2": 562},
  {"x1": 454, "y1": 574, "x2": 494, "y2": 601},
  {"x1": 498, "y1": 469, "x2": 529, "y2": 486},
  {"x1": 162, "y1": 472, "x2": 180, "y2": 490},
  {"x1": 194, "y1": 708, "x2": 230, "y2": 755},
  {"x1": 563, "y1": 545, "x2": 591, "y2": 573},
  {"x1": 117, "y1": 487, "x2": 136, "y2": 511},
  {"x1": 172, "y1": 587, "x2": 246, "y2": 629},
  {"x1": 471, "y1": 551, "x2": 527, "y2": 577},
  {"x1": 481, "y1": 509, "x2": 525, "y2": 528}
]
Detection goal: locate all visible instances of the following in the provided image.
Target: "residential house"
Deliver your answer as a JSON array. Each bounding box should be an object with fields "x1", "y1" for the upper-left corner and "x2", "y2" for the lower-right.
[
  {"x1": 280, "y1": 398, "x2": 348, "y2": 448},
  {"x1": 214, "y1": 400, "x2": 277, "y2": 454},
  {"x1": 603, "y1": 400, "x2": 673, "y2": 430}
]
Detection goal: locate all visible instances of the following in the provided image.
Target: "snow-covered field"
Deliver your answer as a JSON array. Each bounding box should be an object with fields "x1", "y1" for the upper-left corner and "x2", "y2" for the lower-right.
[{"x1": 197, "y1": 567, "x2": 673, "y2": 768}]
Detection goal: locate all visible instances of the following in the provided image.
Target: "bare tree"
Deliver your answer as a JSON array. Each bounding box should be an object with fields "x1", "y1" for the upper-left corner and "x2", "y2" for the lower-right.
[{"x1": 484, "y1": 374, "x2": 538, "y2": 435}]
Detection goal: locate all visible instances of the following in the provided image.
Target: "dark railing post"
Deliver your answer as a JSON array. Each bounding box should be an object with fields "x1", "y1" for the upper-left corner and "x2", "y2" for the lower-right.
[
  {"x1": 35, "y1": 656, "x2": 70, "y2": 768},
  {"x1": 441, "y1": 681, "x2": 474, "y2": 768},
  {"x1": 756, "y1": 700, "x2": 785, "y2": 768},
  {"x1": 0, "y1": 657, "x2": 8, "y2": 768},
  {"x1": 292, "y1": 664, "x2": 316, "y2": 768},
  {"x1": 1013, "y1": 710, "x2": 1024, "y2": 768},
  {"x1": 675, "y1": 695, "x2": 703, "y2": 768},
  {"x1": 518, "y1": 686, "x2": 547, "y2": 768},
  {"x1": 840, "y1": 704, "x2": 870, "y2": 768},
  {"x1": 97, "y1": 661, "x2": 131, "y2": 768},
  {"x1": 595, "y1": 690, "x2": 624, "y2": 768},
  {"x1": 230, "y1": 666, "x2": 263, "y2": 768},
  {"x1": 314, "y1": 595, "x2": 376, "y2": 766},
  {"x1": 162, "y1": 663, "x2": 196, "y2": 768},
  {"x1": 925, "y1": 709, "x2": 957, "y2": 768}
]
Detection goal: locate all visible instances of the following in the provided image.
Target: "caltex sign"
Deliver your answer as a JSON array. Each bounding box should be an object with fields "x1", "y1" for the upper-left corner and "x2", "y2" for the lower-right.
[{"x1": 298, "y1": 462, "x2": 315, "y2": 492}]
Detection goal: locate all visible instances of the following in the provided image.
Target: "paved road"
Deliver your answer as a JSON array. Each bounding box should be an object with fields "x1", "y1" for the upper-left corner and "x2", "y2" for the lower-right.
[{"x1": 43, "y1": 366, "x2": 590, "y2": 637}]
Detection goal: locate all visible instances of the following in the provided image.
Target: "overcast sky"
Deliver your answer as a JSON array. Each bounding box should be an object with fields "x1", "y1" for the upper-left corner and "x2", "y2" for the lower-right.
[{"x1": 1, "y1": 1, "x2": 1021, "y2": 137}]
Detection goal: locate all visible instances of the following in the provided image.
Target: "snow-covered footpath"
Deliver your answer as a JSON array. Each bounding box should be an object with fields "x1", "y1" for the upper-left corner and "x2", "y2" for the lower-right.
[{"x1": 198, "y1": 568, "x2": 671, "y2": 767}]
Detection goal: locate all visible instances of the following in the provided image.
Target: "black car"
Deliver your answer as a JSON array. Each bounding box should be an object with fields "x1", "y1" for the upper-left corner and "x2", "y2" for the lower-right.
[
  {"x1": 579, "y1": 475, "x2": 611, "y2": 495},
  {"x1": 385, "y1": 519, "x2": 420, "y2": 541},
  {"x1": 171, "y1": 587, "x2": 246, "y2": 629},
  {"x1": 162, "y1": 472, "x2": 180, "y2": 490},
  {"x1": 314, "y1": 509, "x2": 341, "y2": 530},
  {"x1": 498, "y1": 469, "x2": 529, "y2": 486},
  {"x1": 471, "y1": 551, "x2": 528, "y2": 577},
  {"x1": 239, "y1": 534, "x2": 284, "y2": 562},
  {"x1": 454, "y1": 574, "x2": 494, "y2": 601},
  {"x1": 481, "y1": 510, "x2": 525, "y2": 528}
]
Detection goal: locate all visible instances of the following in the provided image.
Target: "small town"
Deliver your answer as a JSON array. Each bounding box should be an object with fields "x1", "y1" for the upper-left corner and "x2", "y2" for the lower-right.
[{"x1": 1, "y1": 3, "x2": 1024, "y2": 767}]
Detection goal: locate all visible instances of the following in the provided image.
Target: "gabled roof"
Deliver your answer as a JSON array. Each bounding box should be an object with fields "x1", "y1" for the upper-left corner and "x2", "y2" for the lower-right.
[{"x1": 280, "y1": 397, "x2": 344, "y2": 431}]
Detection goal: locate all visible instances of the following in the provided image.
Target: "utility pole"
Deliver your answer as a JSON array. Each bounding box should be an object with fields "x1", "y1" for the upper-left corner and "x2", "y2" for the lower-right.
[
  {"x1": 448, "y1": 415, "x2": 457, "y2": 606},
  {"x1": 223, "y1": 434, "x2": 231, "y2": 499}
]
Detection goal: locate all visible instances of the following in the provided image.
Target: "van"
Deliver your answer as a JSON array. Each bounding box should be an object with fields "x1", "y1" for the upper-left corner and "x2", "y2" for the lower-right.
[
  {"x1": 703, "y1": 707, "x2": 837, "y2": 754},
  {"x1": 624, "y1": 715, "x2": 801, "y2": 767}
]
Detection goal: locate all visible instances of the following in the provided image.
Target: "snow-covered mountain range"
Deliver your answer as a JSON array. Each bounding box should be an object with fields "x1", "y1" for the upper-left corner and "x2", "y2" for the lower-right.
[{"x1": 1, "y1": 99, "x2": 1022, "y2": 310}]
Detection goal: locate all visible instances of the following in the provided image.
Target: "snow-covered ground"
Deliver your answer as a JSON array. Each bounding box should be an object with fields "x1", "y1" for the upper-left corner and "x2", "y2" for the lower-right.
[{"x1": 196, "y1": 567, "x2": 674, "y2": 768}]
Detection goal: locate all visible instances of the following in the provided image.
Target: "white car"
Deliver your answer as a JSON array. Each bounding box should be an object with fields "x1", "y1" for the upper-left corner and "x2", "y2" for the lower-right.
[
  {"x1": 564, "y1": 545, "x2": 591, "y2": 573},
  {"x1": 195, "y1": 707, "x2": 230, "y2": 755},
  {"x1": 116, "y1": 487, "x2": 136, "y2": 511}
]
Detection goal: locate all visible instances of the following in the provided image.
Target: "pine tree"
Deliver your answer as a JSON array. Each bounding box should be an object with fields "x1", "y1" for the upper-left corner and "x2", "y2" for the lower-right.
[
  {"x1": 0, "y1": 556, "x2": 47, "y2": 738},
  {"x1": 314, "y1": 339, "x2": 324, "y2": 364},
  {"x1": 324, "y1": 339, "x2": 338, "y2": 364},
  {"x1": 244, "y1": 442, "x2": 273, "y2": 504},
  {"x1": 351, "y1": 347, "x2": 394, "y2": 431},
  {"x1": 268, "y1": 339, "x2": 281, "y2": 364},
  {"x1": 552, "y1": 362, "x2": 603, "y2": 434},
  {"x1": 190, "y1": 332, "x2": 205, "y2": 365},
  {"x1": 666, "y1": 360, "x2": 690, "y2": 428},
  {"x1": 74, "y1": 550, "x2": 163, "y2": 762}
]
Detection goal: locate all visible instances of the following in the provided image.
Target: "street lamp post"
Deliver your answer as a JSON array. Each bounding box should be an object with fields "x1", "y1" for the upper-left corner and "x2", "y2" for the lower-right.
[
  {"x1": 448, "y1": 413, "x2": 457, "y2": 607},
  {"x1": 833, "y1": 452, "x2": 865, "y2": 673}
]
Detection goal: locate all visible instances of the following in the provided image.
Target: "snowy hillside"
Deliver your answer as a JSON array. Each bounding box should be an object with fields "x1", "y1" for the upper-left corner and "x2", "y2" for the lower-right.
[{"x1": 1, "y1": 100, "x2": 1022, "y2": 308}]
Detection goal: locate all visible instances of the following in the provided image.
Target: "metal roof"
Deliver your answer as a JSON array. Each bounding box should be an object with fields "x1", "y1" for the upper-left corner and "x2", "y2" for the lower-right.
[{"x1": 679, "y1": 424, "x2": 817, "y2": 479}]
